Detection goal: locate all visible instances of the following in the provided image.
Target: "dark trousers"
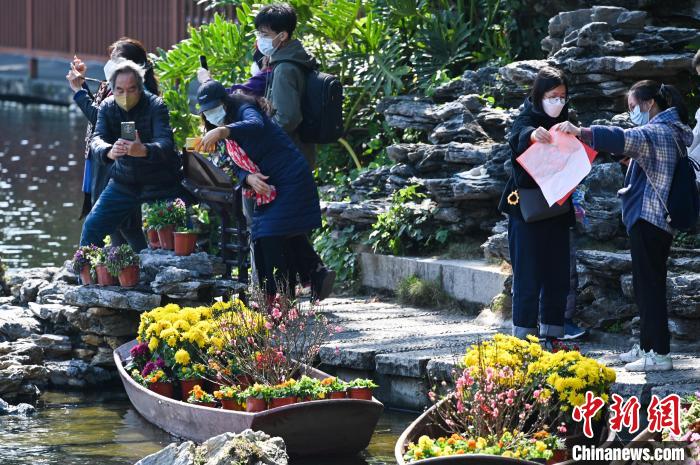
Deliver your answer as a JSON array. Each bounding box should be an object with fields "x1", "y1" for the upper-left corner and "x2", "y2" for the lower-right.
[
  {"x1": 565, "y1": 228, "x2": 578, "y2": 320},
  {"x1": 80, "y1": 179, "x2": 178, "y2": 251},
  {"x1": 508, "y1": 214, "x2": 570, "y2": 338},
  {"x1": 254, "y1": 234, "x2": 322, "y2": 297},
  {"x1": 109, "y1": 209, "x2": 146, "y2": 251},
  {"x1": 629, "y1": 220, "x2": 672, "y2": 355}
]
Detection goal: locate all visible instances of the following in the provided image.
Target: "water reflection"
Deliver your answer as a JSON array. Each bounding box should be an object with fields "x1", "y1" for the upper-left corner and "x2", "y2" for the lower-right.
[
  {"x1": 0, "y1": 102, "x2": 86, "y2": 268},
  {"x1": 0, "y1": 389, "x2": 413, "y2": 465}
]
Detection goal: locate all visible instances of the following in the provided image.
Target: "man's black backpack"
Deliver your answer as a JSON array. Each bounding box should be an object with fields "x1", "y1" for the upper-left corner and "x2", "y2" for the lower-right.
[{"x1": 273, "y1": 61, "x2": 344, "y2": 144}]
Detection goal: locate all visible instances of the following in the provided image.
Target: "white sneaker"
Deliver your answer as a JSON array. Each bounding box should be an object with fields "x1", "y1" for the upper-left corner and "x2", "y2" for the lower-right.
[
  {"x1": 624, "y1": 351, "x2": 673, "y2": 372},
  {"x1": 619, "y1": 344, "x2": 645, "y2": 363}
]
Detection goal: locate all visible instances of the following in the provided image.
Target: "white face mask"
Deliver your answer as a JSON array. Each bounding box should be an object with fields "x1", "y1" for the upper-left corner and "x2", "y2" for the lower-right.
[
  {"x1": 103, "y1": 59, "x2": 120, "y2": 83},
  {"x1": 629, "y1": 104, "x2": 650, "y2": 126},
  {"x1": 542, "y1": 97, "x2": 566, "y2": 118},
  {"x1": 203, "y1": 105, "x2": 226, "y2": 126},
  {"x1": 256, "y1": 32, "x2": 281, "y2": 57}
]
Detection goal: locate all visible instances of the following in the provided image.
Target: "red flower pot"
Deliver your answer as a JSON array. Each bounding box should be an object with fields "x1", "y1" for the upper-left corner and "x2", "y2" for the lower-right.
[
  {"x1": 328, "y1": 391, "x2": 347, "y2": 400},
  {"x1": 180, "y1": 379, "x2": 201, "y2": 401},
  {"x1": 174, "y1": 232, "x2": 197, "y2": 256},
  {"x1": 270, "y1": 396, "x2": 297, "y2": 409},
  {"x1": 147, "y1": 229, "x2": 160, "y2": 249},
  {"x1": 95, "y1": 265, "x2": 115, "y2": 286},
  {"x1": 149, "y1": 382, "x2": 174, "y2": 398},
  {"x1": 157, "y1": 225, "x2": 175, "y2": 250},
  {"x1": 80, "y1": 265, "x2": 93, "y2": 285},
  {"x1": 221, "y1": 399, "x2": 243, "y2": 411},
  {"x1": 118, "y1": 265, "x2": 139, "y2": 287},
  {"x1": 300, "y1": 396, "x2": 313, "y2": 402},
  {"x1": 348, "y1": 387, "x2": 373, "y2": 400},
  {"x1": 246, "y1": 397, "x2": 267, "y2": 412}
]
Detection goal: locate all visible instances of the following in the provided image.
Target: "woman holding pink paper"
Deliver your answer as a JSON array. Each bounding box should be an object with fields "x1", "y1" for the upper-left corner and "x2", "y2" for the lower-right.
[
  {"x1": 556, "y1": 81, "x2": 694, "y2": 373},
  {"x1": 498, "y1": 66, "x2": 576, "y2": 344}
]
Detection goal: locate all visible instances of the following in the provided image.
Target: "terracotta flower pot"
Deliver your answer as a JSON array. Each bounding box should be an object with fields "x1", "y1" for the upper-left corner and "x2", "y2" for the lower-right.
[
  {"x1": 79, "y1": 265, "x2": 93, "y2": 285},
  {"x1": 147, "y1": 229, "x2": 160, "y2": 249},
  {"x1": 174, "y1": 232, "x2": 197, "y2": 256},
  {"x1": 118, "y1": 265, "x2": 139, "y2": 287},
  {"x1": 157, "y1": 225, "x2": 175, "y2": 250},
  {"x1": 221, "y1": 399, "x2": 244, "y2": 411},
  {"x1": 328, "y1": 391, "x2": 347, "y2": 400},
  {"x1": 149, "y1": 382, "x2": 174, "y2": 398},
  {"x1": 348, "y1": 387, "x2": 373, "y2": 400},
  {"x1": 180, "y1": 379, "x2": 201, "y2": 401},
  {"x1": 270, "y1": 396, "x2": 297, "y2": 409},
  {"x1": 300, "y1": 396, "x2": 313, "y2": 402},
  {"x1": 95, "y1": 265, "x2": 115, "y2": 286},
  {"x1": 246, "y1": 397, "x2": 267, "y2": 412}
]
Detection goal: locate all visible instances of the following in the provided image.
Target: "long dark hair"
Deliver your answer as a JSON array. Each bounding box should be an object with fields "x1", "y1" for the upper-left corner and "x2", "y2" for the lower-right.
[
  {"x1": 201, "y1": 92, "x2": 273, "y2": 132},
  {"x1": 109, "y1": 37, "x2": 160, "y2": 96},
  {"x1": 530, "y1": 66, "x2": 568, "y2": 113},
  {"x1": 629, "y1": 80, "x2": 689, "y2": 125}
]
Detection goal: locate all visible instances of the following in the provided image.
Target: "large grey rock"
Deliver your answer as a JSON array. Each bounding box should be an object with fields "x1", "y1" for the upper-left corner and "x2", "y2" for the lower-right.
[
  {"x1": 63, "y1": 286, "x2": 160, "y2": 312},
  {"x1": 322, "y1": 200, "x2": 389, "y2": 225},
  {"x1": 27, "y1": 302, "x2": 79, "y2": 325},
  {"x1": 621, "y1": 273, "x2": 700, "y2": 319},
  {"x1": 378, "y1": 96, "x2": 439, "y2": 131},
  {"x1": 0, "y1": 306, "x2": 41, "y2": 342},
  {"x1": 482, "y1": 231, "x2": 509, "y2": 262},
  {"x1": 139, "y1": 250, "x2": 223, "y2": 281},
  {"x1": 428, "y1": 112, "x2": 490, "y2": 145},
  {"x1": 30, "y1": 334, "x2": 72, "y2": 359},
  {"x1": 45, "y1": 359, "x2": 112, "y2": 388},
  {"x1": 36, "y1": 280, "x2": 74, "y2": 304},
  {"x1": 6, "y1": 268, "x2": 58, "y2": 288},
  {"x1": 0, "y1": 398, "x2": 36, "y2": 417},
  {"x1": 67, "y1": 307, "x2": 139, "y2": 337},
  {"x1": 19, "y1": 278, "x2": 48, "y2": 304},
  {"x1": 135, "y1": 429, "x2": 288, "y2": 465},
  {"x1": 423, "y1": 169, "x2": 505, "y2": 202},
  {"x1": 576, "y1": 250, "x2": 632, "y2": 277},
  {"x1": 0, "y1": 338, "x2": 43, "y2": 365}
]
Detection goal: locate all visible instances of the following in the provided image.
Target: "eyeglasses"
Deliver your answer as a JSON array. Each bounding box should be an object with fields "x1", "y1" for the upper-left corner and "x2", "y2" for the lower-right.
[{"x1": 542, "y1": 97, "x2": 568, "y2": 105}]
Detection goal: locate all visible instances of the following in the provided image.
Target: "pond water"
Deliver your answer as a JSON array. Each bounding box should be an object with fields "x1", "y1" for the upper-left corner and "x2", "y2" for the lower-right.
[
  {"x1": 0, "y1": 390, "x2": 413, "y2": 465},
  {"x1": 0, "y1": 102, "x2": 86, "y2": 268}
]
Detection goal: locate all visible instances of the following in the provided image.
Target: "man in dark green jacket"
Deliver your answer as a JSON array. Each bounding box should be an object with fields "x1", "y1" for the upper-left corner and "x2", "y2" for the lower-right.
[{"x1": 255, "y1": 3, "x2": 317, "y2": 169}]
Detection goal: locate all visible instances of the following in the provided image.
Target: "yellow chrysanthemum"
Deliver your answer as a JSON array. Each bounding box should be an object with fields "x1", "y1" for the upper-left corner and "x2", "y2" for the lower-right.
[
  {"x1": 175, "y1": 349, "x2": 191, "y2": 365},
  {"x1": 148, "y1": 336, "x2": 159, "y2": 352}
]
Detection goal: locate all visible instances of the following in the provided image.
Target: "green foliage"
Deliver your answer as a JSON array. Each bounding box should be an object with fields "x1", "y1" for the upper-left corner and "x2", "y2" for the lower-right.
[
  {"x1": 368, "y1": 185, "x2": 449, "y2": 255},
  {"x1": 312, "y1": 220, "x2": 367, "y2": 288},
  {"x1": 673, "y1": 232, "x2": 700, "y2": 249},
  {"x1": 396, "y1": 275, "x2": 449, "y2": 308}
]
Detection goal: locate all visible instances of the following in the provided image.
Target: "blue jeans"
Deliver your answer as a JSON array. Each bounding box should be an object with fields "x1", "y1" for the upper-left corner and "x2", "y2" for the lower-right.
[
  {"x1": 80, "y1": 180, "x2": 178, "y2": 250},
  {"x1": 508, "y1": 214, "x2": 570, "y2": 339}
]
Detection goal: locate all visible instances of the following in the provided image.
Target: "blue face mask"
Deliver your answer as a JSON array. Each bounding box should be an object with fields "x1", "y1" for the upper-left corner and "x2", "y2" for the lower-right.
[{"x1": 629, "y1": 105, "x2": 649, "y2": 126}]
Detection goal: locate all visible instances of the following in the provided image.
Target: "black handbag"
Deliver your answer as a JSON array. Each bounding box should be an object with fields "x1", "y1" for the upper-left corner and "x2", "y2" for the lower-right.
[{"x1": 508, "y1": 170, "x2": 571, "y2": 223}]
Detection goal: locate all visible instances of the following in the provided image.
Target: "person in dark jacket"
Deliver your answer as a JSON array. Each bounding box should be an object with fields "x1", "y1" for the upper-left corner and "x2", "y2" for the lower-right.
[
  {"x1": 67, "y1": 38, "x2": 159, "y2": 249},
  {"x1": 556, "y1": 81, "x2": 692, "y2": 372},
  {"x1": 255, "y1": 3, "x2": 317, "y2": 169},
  {"x1": 79, "y1": 60, "x2": 181, "y2": 249},
  {"x1": 195, "y1": 79, "x2": 335, "y2": 300},
  {"x1": 498, "y1": 66, "x2": 575, "y2": 342}
]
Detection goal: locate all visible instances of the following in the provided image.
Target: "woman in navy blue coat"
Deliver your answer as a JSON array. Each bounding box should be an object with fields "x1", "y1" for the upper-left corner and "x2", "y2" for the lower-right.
[{"x1": 196, "y1": 79, "x2": 335, "y2": 300}]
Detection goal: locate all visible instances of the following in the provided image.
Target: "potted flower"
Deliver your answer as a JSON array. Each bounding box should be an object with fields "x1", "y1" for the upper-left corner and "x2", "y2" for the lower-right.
[
  {"x1": 106, "y1": 244, "x2": 140, "y2": 287},
  {"x1": 241, "y1": 384, "x2": 270, "y2": 412},
  {"x1": 152, "y1": 199, "x2": 187, "y2": 251},
  {"x1": 92, "y1": 246, "x2": 116, "y2": 286},
  {"x1": 321, "y1": 377, "x2": 348, "y2": 399},
  {"x1": 174, "y1": 226, "x2": 198, "y2": 256},
  {"x1": 294, "y1": 375, "x2": 325, "y2": 402},
  {"x1": 144, "y1": 369, "x2": 174, "y2": 398},
  {"x1": 176, "y1": 362, "x2": 207, "y2": 402},
  {"x1": 142, "y1": 204, "x2": 160, "y2": 249},
  {"x1": 269, "y1": 379, "x2": 298, "y2": 409},
  {"x1": 71, "y1": 245, "x2": 98, "y2": 285},
  {"x1": 128, "y1": 341, "x2": 150, "y2": 371},
  {"x1": 214, "y1": 385, "x2": 243, "y2": 411},
  {"x1": 187, "y1": 384, "x2": 217, "y2": 408},
  {"x1": 348, "y1": 378, "x2": 378, "y2": 400}
]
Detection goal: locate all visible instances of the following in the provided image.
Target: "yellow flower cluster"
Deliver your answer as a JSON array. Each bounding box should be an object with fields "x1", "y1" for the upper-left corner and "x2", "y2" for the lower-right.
[
  {"x1": 462, "y1": 334, "x2": 544, "y2": 385},
  {"x1": 528, "y1": 349, "x2": 616, "y2": 410}
]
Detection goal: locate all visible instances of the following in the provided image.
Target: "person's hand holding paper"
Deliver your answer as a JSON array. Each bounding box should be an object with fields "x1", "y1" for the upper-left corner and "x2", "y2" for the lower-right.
[{"x1": 516, "y1": 127, "x2": 596, "y2": 206}]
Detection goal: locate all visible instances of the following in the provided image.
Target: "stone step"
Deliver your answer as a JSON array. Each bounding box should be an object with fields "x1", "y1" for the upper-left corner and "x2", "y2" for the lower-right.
[{"x1": 358, "y1": 253, "x2": 509, "y2": 305}]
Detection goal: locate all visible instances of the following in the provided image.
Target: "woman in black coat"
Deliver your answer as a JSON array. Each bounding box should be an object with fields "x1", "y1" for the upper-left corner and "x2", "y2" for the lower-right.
[
  {"x1": 497, "y1": 66, "x2": 575, "y2": 342},
  {"x1": 67, "y1": 38, "x2": 159, "y2": 250}
]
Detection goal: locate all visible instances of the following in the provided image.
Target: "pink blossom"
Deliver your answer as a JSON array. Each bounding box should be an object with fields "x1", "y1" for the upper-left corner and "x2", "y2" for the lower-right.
[
  {"x1": 279, "y1": 324, "x2": 286, "y2": 333},
  {"x1": 264, "y1": 321, "x2": 273, "y2": 330},
  {"x1": 334, "y1": 325, "x2": 343, "y2": 334},
  {"x1": 557, "y1": 424, "x2": 568, "y2": 434},
  {"x1": 505, "y1": 398, "x2": 514, "y2": 406},
  {"x1": 288, "y1": 309, "x2": 299, "y2": 320},
  {"x1": 271, "y1": 308, "x2": 282, "y2": 319}
]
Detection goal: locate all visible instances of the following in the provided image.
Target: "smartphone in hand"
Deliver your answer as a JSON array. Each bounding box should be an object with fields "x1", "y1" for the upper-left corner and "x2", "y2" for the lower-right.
[
  {"x1": 199, "y1": 55, "x2": 208, "y2": 70},
  {"x1": 121, "y1": 122, "x2": 136, "y2": 141}
]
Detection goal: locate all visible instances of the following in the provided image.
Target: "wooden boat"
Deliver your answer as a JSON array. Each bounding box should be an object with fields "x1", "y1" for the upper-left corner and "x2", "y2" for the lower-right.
[
  {"x1": 395, "y1": 400, "x2": 617, "y2": 465},
  {"x1": 115, "y1": 340, "x2": 384, "y2": 456}
]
